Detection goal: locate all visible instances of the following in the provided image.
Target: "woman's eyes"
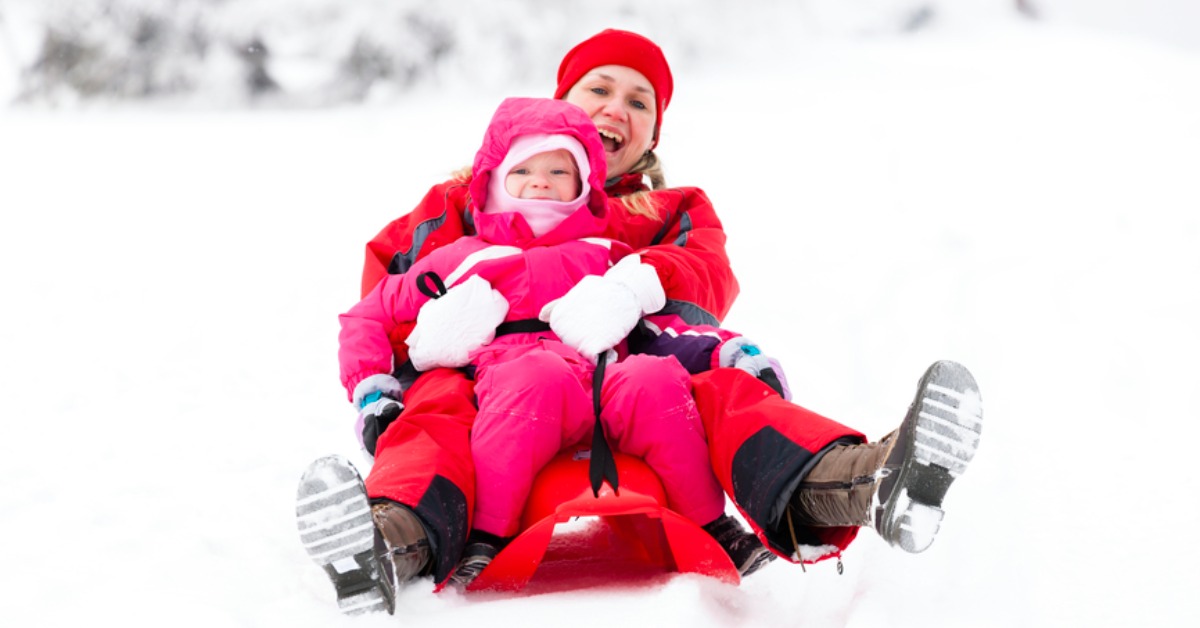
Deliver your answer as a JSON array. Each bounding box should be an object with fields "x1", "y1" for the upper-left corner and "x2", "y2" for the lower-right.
[{"x1": 588, "y1": 86, "x2": 649, "y2": 112}]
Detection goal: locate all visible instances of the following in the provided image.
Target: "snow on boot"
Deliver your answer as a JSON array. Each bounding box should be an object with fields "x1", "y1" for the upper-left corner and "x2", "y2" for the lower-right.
[
  {"x1": 296, "y1": 455, "x2": 395, "y2": 615},
  {"x1": 790, "y1": 360, "x2": 983, "y2": 553},
  {"x1": 702, "y1": 513, "x2": 777, "y2": 577}
]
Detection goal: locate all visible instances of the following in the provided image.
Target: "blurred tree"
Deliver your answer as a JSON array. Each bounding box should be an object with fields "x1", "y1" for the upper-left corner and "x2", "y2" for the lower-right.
[
  {"x1": 3, "y1": 0, "x2": 1065, "y2": 107},
  {"x1": 238, "y1": 37, "x2": 278, "y2": 95}
]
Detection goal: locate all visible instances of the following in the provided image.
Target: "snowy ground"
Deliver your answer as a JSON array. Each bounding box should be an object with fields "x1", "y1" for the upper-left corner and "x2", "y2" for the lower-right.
[{"x1": 3, "y1": 16, "x2": 1199, "y2": 628}]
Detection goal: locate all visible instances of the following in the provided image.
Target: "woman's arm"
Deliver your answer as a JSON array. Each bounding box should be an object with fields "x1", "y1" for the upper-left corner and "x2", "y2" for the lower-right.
[
  {"x1": 361, "y1": 178, "x2": 473, "y2": 297},
  {"x1": 605, "y1": 186, "x2": 739, "y2": 326}
]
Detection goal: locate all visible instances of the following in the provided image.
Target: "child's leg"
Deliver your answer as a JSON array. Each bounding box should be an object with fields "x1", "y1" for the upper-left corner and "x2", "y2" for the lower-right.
[
  {"x1": 599, "y1": 354, "x2": 725, "y2": 526},
  {"x1": 471, "y1": 348, "x2": 592, "y2": 538}
]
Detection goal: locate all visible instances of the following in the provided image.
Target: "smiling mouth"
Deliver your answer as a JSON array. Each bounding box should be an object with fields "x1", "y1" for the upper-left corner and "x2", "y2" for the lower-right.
[{"x1": 598, "y1": 129, "x2": 625, "y2": 152}]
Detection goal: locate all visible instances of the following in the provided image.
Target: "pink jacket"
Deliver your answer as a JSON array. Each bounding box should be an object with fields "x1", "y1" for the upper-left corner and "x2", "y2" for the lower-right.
[{"x1": 339, "y1": 98, "x2": 630, "y2": 395}]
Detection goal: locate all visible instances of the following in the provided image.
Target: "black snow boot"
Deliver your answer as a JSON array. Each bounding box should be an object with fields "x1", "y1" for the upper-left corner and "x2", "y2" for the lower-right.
[
  {"x1": 702, "y1": 513, "x2": 776, "y2": 577},
  {"x1": 296, "y1": 455, "x2": 430, "y2": 615},
  {"x1": 450, "y1": 530, "x2": 506, "y2": 587}
]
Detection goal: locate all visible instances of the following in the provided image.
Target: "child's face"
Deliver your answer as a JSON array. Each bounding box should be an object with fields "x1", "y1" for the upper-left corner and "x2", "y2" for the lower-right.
[{"x1": 504, "y1": 149, "x2": 580, "y2": 202}]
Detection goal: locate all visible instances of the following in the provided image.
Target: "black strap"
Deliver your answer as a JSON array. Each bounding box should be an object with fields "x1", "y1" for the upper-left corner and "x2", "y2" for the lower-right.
[
  {"x1": 416, "y1": 271, "x2": 447, "y2": 300},
  {"x1": 494, "y1": 319, "x2": 552, "y2": 337},
  {"x1": 588, "y1": 352, "x2": 619, "y2": 497},
  {"x1": 458, "y1": 322, "x2": 550, "y2": 381}
]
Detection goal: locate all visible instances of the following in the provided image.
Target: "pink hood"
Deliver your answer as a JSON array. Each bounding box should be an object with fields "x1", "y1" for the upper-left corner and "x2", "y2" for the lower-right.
[{"x1": 469, "y1": 98, "x2": 609, "y2": 246}]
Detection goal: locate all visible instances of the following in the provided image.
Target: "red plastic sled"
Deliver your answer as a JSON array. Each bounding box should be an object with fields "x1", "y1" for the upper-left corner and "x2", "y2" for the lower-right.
[{"x1": 466, "y1": 448, "x2": 740, "y2": 592}]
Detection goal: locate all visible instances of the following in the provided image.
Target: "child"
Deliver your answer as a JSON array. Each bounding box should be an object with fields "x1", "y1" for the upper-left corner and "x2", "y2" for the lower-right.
[{"x1": 337, "y1": 97, "x2": 771, "y2": 587}]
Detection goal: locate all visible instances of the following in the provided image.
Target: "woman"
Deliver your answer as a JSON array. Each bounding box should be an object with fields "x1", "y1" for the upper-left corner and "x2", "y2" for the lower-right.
[
  {"x1": 296, "y1": 29, "x2": 983, "y2": 616},
  {"x1": 340, "y1": 96, "x2": 770, "y2": 588}
]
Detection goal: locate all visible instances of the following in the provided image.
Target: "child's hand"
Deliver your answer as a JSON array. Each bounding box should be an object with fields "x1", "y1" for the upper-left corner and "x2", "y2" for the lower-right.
[
  {"x1": 407, "y1": 275, "x2": 510, "y2": 371},
  {"x1": 539, "y1": 254, "x2": 664, "y2": 362}
]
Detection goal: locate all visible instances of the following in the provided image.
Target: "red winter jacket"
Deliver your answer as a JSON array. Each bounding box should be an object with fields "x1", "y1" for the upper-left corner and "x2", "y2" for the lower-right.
[{"x1": 361, "y1": 173, "x2": 739, "y2": 331}]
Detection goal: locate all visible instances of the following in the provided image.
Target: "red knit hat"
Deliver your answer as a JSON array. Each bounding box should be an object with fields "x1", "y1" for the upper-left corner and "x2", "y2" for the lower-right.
[{"x1": 553, "y1": 29, "x2": 674, "y2": 148}]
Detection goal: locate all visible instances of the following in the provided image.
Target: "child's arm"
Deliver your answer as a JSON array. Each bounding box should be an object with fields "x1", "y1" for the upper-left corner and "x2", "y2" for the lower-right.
[
  {"x1": 343, "y1": 241, "x2": 512, "y2": 392},
  {"x1": 338, "y1": 274, "x2": 414, "y2": 401},
  {"x1": 339, "y1": 252, "x2": 455, "y2": 399}
]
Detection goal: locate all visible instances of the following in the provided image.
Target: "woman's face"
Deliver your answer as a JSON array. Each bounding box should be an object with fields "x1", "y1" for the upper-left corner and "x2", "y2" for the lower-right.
[{"x1": 562, "y1": 65, "x2": 657, "y2": 179}]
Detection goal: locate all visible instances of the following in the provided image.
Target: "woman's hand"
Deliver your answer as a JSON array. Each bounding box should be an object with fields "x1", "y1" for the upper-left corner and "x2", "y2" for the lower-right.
[
  {"x1": 717, "y1": 338, "x2": 792, "y2": 400},
  {"x1": 352, "y1": 373, "x2": 406, "y2": 457}
]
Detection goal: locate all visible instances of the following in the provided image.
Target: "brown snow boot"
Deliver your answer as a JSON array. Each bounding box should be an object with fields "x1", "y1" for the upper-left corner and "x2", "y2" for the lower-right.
[
  {"x1": 789, "y1": 438, "x2": 896, "y2": 529},
  {"x1": 788, "y1": 360, "x2": 983, "y2": 553},
  {"x1": 371, "y1": 501, "x2": 432, "y2": 585}
]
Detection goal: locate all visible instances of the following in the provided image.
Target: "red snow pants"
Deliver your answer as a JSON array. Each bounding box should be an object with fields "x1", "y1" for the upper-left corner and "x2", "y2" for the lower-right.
[
  {"x1": 365, "y1": 368, "x2": 476, "y2": 582},
  {"x1": 366, "y1": 365, "x2": 866, "y2": 582},
  {"x1": 690, "y1": 368, "x2": 865, "y2": 561}
]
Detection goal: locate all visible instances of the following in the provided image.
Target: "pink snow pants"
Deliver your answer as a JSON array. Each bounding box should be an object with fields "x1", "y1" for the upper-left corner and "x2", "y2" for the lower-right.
[{"x1": 470, "y1": 341, "x2": 725, "y2": 538}]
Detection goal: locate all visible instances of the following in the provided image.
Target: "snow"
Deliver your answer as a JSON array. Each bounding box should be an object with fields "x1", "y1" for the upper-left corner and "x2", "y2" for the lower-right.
[{"x1": 3, "y1": 12, "x2": 1200, "y2": 628}]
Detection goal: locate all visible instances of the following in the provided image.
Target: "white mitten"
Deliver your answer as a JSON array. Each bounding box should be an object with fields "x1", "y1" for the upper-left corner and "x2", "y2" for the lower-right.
[
  {"x1": 602, "y1": 254, "x2": 667, "y2": 314},
  {"x1": 406, "y1": 275, "x2": 510, "y2": 371},
  {"x1": 539, "y1": 254, "x2": 665, "y2": 362}
]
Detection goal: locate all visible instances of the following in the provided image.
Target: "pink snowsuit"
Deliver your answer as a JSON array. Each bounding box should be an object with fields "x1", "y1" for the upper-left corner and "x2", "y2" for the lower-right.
[{"x1": 338, "y1": 98, "x2": 725, "y2": 538}]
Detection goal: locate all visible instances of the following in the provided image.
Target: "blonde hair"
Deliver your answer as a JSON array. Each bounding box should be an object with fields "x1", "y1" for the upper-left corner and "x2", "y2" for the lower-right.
[
  {"x1": 451, "y1": 150, "x2": 668, "y2": 219},
  {"x1": 614, "y1": 150, "x2": 666, "y2": 219}
]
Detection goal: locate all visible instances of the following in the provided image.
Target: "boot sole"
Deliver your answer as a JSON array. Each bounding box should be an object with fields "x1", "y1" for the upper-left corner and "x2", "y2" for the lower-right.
[
  {"x1": 296, "y1": 455, "x2": 394, "y2": 615},
  {"x1": 878, "y1": 361, "x2": 983, "y2": 553},
  {"x1": 738, "y1": 544, "x2": 777, "y2": 577}
]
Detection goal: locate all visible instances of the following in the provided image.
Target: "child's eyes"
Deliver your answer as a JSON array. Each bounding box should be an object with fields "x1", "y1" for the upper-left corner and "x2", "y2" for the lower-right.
[
  {"x1": 510, "y1": 168, "x2": 529, "y2": 175},
  {"x1": 551, "y1": 169, "x2": 572, "y2": 176}
]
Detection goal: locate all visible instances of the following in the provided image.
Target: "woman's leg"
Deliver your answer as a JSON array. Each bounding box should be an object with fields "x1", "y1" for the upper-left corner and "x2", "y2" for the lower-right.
[
  {"x1": 693, "y1": 361, "x2": 982, "y2": 563},
  {"x1": 691, "y1": 367, "x2": 866, "y2": 561},
  {"x1": 364, "y1": 367, "x2": 477, "y2": 584}
]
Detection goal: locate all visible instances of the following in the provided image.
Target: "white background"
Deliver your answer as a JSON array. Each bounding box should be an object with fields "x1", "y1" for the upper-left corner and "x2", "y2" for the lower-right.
[{"x1": 2, "y1": 2, "x2": 1198, "y2": 626}]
